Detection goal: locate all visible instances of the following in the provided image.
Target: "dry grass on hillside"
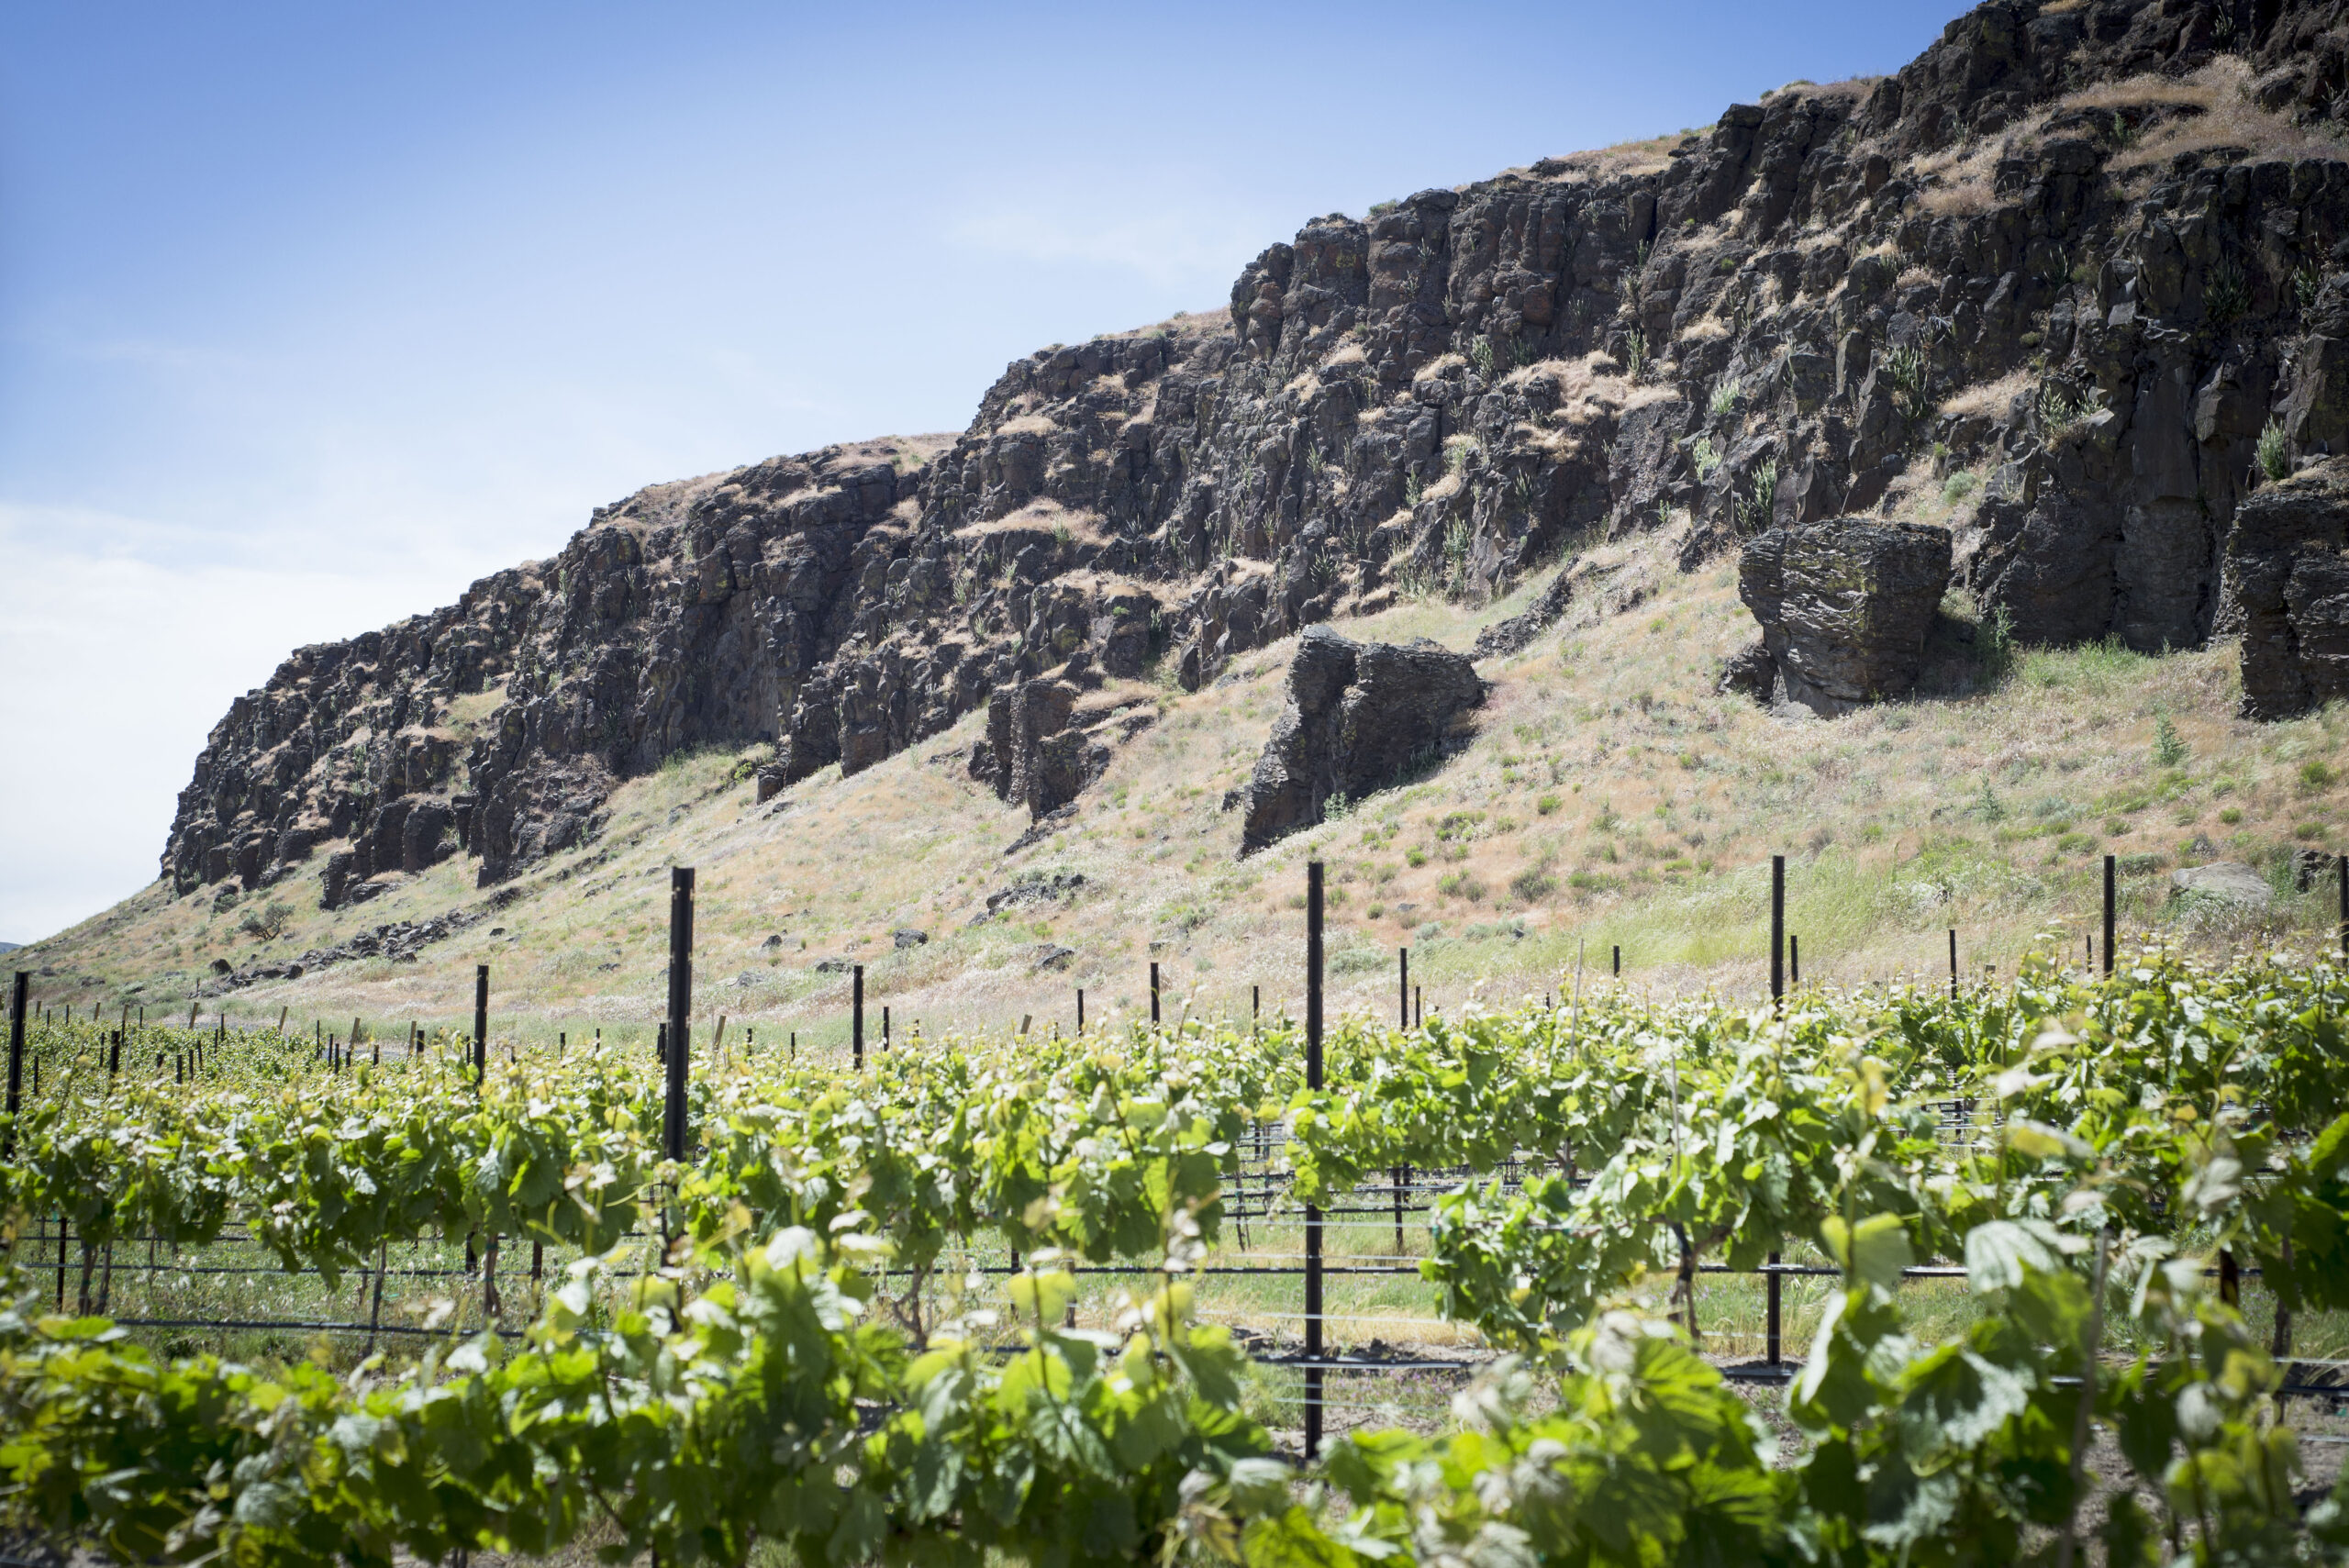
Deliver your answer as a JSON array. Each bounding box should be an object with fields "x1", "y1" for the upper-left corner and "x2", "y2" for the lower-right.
[
  {"x1": 19, "y1": 527, "x2": 2349, "y2": 1057},
  {"x1": 1909, "y1": 56, "x2": 2349, "y2": 218}
]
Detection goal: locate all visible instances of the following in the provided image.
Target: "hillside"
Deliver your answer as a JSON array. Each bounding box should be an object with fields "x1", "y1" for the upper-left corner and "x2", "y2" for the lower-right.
[
  {"x1": 16, "y1": 527, "x2": 2348, "y2": 1048},
  {"x1": 17, "y1": 0, "x2": 2349, "y2": 1036}
]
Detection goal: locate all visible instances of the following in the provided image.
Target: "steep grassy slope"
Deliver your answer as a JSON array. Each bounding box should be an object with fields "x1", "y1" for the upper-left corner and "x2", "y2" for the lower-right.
[{"x1": 18, "y1": 535, "x2": 2347, "y2": 1050}]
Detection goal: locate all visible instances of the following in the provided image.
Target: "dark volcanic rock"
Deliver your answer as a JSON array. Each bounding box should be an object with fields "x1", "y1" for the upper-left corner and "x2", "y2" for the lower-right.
[
  {"x1": 969, "y1": 655, "x2": 1155, "y2": 820},
  {"x1": 1239, "y1": 628, "x2": 1486, "y2": 853},
  {"x1": 1737, "y1": 520, "x2": 1954, "y2": 714},
  {"x1": 976, "y1": 871, "x2": 1087, "y2": 921},
  {"x1": 1471, "y1": 562, "x2": 1580, "y2": 659},
  {"x1": 205, "y1": 908, "x2": 484, "y2": 993},
  {"x1": 2231, "y1": 458, "x2": 2349, "y2": 719}
]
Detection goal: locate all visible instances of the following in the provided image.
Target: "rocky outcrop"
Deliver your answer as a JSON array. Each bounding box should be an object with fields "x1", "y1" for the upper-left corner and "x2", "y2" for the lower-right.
[
  {"x1": 1735, "y1": 520, "x2": 1954, "y2": 713},
  {"x1": 201, "y1": 908, "x2": 486, "y2": 993},
  {"x1": 164, "y1": 0, "x2": 2349, "y2": 906},
  {"x1": 1471, "y1": 562, "x2": 1581, "y2": 659},
  {"x1": 967, "y1": 654, "x2": 1158, "y2": 820},
  {"x1": 2231, "y1": 458, "x2": 2349, "y2": 718},
  {"x1": 1239, "y1": 628, "x2": 1486, "y2": 852}
]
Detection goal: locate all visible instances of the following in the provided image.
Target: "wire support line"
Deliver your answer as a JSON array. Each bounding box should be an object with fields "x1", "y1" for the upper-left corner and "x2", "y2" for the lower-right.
[{"x1": 94, "y1": 1316, "x2": 531, "y2": 1340}]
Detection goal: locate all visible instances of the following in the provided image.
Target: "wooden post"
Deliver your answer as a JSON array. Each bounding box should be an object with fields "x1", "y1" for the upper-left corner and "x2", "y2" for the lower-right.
[
  {"x1": 1613, "y1": 944, "x2": 1620, "y2": 976},
  {"x1": 1076, "y1": 988, "x2": 1085, "y2": 1034},
  {"x1": 1790, "y1": 933, "x2": 1800, "y2": 988},
  {"x1": 852, "y1": 966, "x2": 864, "y2": 1071},
  {"x1": 1948, "y1": 929, "x2": 1958, "y2": 999},
  {"x1": 1150, "y1": 962, "x2": 1160, "y2": 1025},
  {"x1": 1770, "y1": 855, "x2": 1785, "y2": 1011},
  {"x1": 473, "y1": 967, "x2": 488, "y2": 1084},
  {"x1": 5, "y1": 973, "x2": 25, "y2": 1160},
  {"x1": 664, "y1": 869, "x2": 693, "y2": 1162},
  {"x1": 2102, "y1": 854, "x2": 2116, "y2": 976},
  {"x1": 1394, "y1": 948, "x2": 1408, "y2": 1256},
  {"x1": 1766, "y1": 1253, "x2": 1783, "y2": 1366},
  {"x1": 1304, "y1": 861, "x2": 1325, "y2": 1462}
]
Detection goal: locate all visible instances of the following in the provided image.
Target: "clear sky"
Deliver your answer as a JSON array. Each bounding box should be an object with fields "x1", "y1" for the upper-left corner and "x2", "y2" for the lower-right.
[{"x1": 0, "y1": 0, "x2": 1956, "y2": 943}]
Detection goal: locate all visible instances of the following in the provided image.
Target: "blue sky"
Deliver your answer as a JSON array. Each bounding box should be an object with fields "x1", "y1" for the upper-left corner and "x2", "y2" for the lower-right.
[{"x1": 0, "y1": 0, "x2": 1955, "y2": 941}]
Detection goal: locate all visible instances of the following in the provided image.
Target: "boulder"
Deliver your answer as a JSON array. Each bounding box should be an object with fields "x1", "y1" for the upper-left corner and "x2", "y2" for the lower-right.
[
  {"x1": 1238, "y1": 628, "x2": 1486, "y2": 854},
  {"x1": 2170, "y1": 861, "x2": 2273, "y2": 909},
  {"x1": 893, "y1": 928, "x2": 929, "y2": 949},
  {"x1": 2230, "y1": 459, "x2": 2349, "y2": 720},
  {"x1": 1717, "y1": 638, "x2": 1776, "y2": 702},
  {"x1": 1735, "y1": 519, "x2": 1953, "y2": 714}
]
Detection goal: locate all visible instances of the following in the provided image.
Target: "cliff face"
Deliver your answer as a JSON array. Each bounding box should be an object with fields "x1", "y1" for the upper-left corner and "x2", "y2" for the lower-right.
[{"x1": 165, "y1": 0, "x2": 2349, "y2": 906}]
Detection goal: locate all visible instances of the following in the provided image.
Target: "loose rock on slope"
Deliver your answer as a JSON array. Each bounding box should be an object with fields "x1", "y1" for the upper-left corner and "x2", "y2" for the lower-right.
[
  {"x1": 1733, "y1": 520, "x2": 1954, "y2": 714},
  {"x1": 1238, "y1": 628, "x2": 1486, "y2": 853}
]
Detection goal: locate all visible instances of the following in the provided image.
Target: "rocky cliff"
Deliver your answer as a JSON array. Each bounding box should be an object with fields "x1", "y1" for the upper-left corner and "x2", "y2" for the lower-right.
[{"x1": 165, "y1": 0, "x2": 2349, "y2": 906}]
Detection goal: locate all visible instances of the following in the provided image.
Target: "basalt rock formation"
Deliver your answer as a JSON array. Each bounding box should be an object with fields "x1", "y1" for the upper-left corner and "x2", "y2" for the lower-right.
[
  {"x1": 164, "y1": 0, "x2": 2349, "y2": 906},
  {"x1": 1238, "y1": 628, "x2": 1488, "y2": 853},
  {"x1": 968, "y1": 652, "x2": 1159, "y2": 821},
  {"x1": 2229, "y1": 455, "x2": 2349, "y2": 717},
  {"x1": 1734, "y1": 520, "x2": 1956, "y2": 712}
]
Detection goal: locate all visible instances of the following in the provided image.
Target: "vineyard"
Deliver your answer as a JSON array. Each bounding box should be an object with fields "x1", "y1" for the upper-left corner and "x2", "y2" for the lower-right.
[{"x1": 5, "y1": 862, "x2": 2349, "y2": 1566}]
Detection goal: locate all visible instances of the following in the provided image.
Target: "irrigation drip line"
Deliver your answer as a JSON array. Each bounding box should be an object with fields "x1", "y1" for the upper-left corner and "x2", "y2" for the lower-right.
[
  {"x1": 26, "y1": 1261, "x2": 515, "y2": 1281},
  {"x1": 99, "y1": 1316, "x2": 530, "y2": 1340}
]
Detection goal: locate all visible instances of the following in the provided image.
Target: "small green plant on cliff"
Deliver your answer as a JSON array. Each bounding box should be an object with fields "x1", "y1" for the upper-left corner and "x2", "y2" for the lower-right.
[
  {"x1": 2296, "y1": 263, "x2": 2322, "y2": 309},
  {"x1": 1442, "y1": 519, "x2": 1473, "y2": 592},
  {"x1": 1978, "y1": 600, "x2": 2016, "y2": 681},
  {"x1": 1469, "y1": 335, "x2": 1496, "y2": 376},
  {"x1": 2258, "y1": 418, "x2": 2291, "y2": 483},
  {"x1": 1622, "y1": 328, "x2": 1647, "y2": 380},
  {"x1": 1404, "y1": 472, "x2": 1424, "y2": 506},
  {"x1": 1443, "y1": 434, "x2": 1477, "y2": 476},
  {"x1": 1736, "y1": 459, "x2": 1778, "y2": 532},
  {"x1": 1690, "y1": 434, "x2": 1720, "y2": 482},
  {"x1": 1882, "y1": 341, "x2": 1932, "y2": 420},
  {"x1": 1708, "y1": 375, "x2": 1742, "y2": 416},
  {"x1": 2205, "y1": 258, "x2": 2250, "y2": 327},
  {"x1": 2035, "y1": 377, "x2": 2103, "y2": 434}
]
